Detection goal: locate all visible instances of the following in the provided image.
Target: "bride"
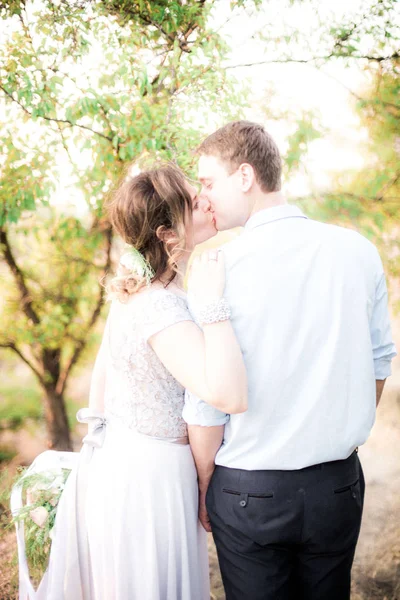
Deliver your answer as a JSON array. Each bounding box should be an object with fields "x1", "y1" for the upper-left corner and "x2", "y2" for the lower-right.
[{"x1": 35, "y1": 164, "x2": 248, "y2": 600}]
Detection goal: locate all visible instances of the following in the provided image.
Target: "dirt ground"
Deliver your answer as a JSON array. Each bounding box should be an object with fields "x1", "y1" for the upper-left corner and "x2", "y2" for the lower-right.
[{"x1": 1, "y1": 371, "x2": 400, "y2": 600}]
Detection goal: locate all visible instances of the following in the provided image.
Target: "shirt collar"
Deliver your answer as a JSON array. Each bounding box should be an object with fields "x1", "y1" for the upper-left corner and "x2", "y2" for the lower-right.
[{"x1": 244, "y1": 204, "x2": 308, "y2": 231}]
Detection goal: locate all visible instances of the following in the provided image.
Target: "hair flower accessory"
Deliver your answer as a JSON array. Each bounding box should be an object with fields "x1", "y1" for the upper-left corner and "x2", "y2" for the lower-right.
[{"x1": 119, "y1": 247, "x2": 155, "y2": 285}]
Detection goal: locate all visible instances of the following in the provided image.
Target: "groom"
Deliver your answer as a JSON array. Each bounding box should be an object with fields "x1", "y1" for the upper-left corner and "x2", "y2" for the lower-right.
[{"x1": 184, "y1": 120, "x2": 397, "y2": 600}]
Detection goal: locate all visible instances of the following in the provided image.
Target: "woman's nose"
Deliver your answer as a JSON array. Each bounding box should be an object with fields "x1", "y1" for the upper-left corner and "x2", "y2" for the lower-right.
[{"x1": 198, "y1": 196, "x2": 211, "y2": 212}]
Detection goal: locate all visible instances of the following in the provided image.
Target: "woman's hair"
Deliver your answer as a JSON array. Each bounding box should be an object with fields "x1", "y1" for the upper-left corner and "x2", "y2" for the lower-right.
[{"x1": 106, "y1": 164, "x2": 192, "y2": 302}]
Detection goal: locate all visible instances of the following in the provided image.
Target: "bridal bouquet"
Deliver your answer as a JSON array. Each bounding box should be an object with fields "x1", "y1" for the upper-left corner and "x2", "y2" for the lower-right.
[{"x1": 11, "y1": 466, "x2": 72, "y2": 577}]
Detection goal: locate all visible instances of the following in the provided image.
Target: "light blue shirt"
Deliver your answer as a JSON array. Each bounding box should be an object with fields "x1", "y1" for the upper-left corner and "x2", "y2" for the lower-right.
[{"x1": 183, "y1": 205, "x2": 397, "y2": 470}]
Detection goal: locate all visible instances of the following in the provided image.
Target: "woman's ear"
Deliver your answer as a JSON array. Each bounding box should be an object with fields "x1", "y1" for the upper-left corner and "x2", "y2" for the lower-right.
[{"x1": 156, "y1": 225, "x2": 175, "y2": 243}]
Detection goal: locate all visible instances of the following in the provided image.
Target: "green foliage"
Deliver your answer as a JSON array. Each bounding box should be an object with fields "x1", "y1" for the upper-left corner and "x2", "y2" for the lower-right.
[
  {"x1": 296, "y1": 68, "x2": 400, "y2": 296},
  {"x1": 0, "y1": 0, "x2": 261, "y2": 445},
  {"x1": 284, "y1": 112, "x2": 324, "y2": 176},
  {"x1": 246, "y1": 0, "x2": 399, "y2": 82},
  {"x1": 0, "y1": 0, "x2": 253, "y2": 218},
  {"x1": 1, "y1": 0, "x2": 398, "y2": 448},
  {"x1": 0, "y1": 386, "x2": 43, "y2": 430},
  {"x1": 247, "y1": 0, "x2": 399, "y2": 290},
  {"x1": 3, "y1": 213, "x2": 104, "y2": 348},
  {"x1": 0, "y1": 445, "x2": 17, "y2": 463},
  {"x1": 326, "y1": 0, "x2": 399, "y2": 62},
  {"x1": 0, "y1": 126, "x2": 56, "y2": 226},
  {"x1": 0, "y1": 380, "x2": 80, "y2": 431},
  {"x1": 9, "y1": 467, "x2": 72, "y2": 581}
]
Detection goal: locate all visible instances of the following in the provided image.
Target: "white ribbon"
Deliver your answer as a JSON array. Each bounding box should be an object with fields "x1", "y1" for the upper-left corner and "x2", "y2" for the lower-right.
[
  {"x1": 10, "y1": 408, "x2": 107, "y2": 600},
  {"x1": 76, "y1": 408, "x2": 107, "y2": 449}
]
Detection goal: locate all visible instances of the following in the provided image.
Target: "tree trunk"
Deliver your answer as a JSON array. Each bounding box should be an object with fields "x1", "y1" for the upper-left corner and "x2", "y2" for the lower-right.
[
  {"x1": 40, "y1": 348, "x2": 72, "y2": 450},
  {"x1": 43, "y1": 384, "x2": 72, "y2": 450}
]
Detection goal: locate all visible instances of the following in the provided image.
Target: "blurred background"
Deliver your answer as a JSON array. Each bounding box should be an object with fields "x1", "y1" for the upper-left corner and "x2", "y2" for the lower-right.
[{"x1": 0, "y1": 0, "x2": 399, "y2": 598}]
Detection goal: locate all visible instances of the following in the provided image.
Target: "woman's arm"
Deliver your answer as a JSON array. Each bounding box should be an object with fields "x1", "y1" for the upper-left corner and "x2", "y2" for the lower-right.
[
  {"x1": 188, "y1": 424, "x2": 224, "y2": 532},
  {"x1": 150, "y1": 319, "x2": 247, "y2": 414},
  {"x1": 88, "y1": 324, "x2": 109, "y2": 412},
  {"x1": 149, "y1": 252, "x2": 247, "y2": 414}
]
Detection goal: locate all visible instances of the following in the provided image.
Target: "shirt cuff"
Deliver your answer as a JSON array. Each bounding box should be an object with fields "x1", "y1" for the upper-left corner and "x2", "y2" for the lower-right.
[
  {"x1": 374, "y1": 357, "x2": 394, "y2": 380},
  {"x1": 182, "y1": 392, "x2": 229, "y2": 427}
]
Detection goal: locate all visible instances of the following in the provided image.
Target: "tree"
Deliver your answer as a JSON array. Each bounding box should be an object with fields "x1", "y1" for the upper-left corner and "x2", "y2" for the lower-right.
[
  {"x1": 229, "y1": 0, "x2": 399, "y2": 290},
  {"x1": 299, "y1": 68, "x2": 400, "y2": 293},
  {"x1": 0, "y1": 0, "x2": 261, "y2": 448}
]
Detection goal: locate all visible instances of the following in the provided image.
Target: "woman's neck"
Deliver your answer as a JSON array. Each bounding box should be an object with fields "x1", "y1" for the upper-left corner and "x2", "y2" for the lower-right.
[{"x1": 158, "y1": 267, "x2": 186, "y2": 295}]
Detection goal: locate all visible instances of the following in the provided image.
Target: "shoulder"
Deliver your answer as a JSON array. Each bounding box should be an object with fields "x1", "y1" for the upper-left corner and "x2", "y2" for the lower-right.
[
  {"x1": 216, "y1": 230, "x2": 248, "y2": 268},
  {"x1": 142, "y1": 287, "x2": 188, "y2": 308},
  {"x1": 138, "y1": 287, "x2": 193, "y2": 341},
  {"x1": 304, "y1": 221, "x2": 385, "y2": 287},
  {"x1": 140, "y1": 287, "x2": 191, "y2": 321},
  {"x1": 315, "y1": 221, "x2": 381, "y2": 262}
]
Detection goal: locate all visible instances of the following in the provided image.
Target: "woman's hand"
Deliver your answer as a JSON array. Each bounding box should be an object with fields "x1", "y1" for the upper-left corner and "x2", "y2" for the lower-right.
[{"x1": 188, "y1": 250, "x2": 225, "y2": 305}]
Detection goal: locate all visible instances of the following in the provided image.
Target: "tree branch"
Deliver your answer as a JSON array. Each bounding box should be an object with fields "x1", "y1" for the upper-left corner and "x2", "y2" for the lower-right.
[
  {"x1": 181, "y1": 0, "x2": 206, "y2": 42},
  {"x1": 0, "y1": 85, "x2": 113, "y2": 142},
  {"x1": 225, "y1": 51, "x2": 400, "y2": 69},
  {"x1": 315, "y1": 68, "x2": 400, "y2": 116},
  {"x1": 56, "y1": 226, "x2": 113, "y2": 396},
  {"x1": 0, "y1": 229, "x2": 40, "y2": 325},
  {"x1": 56, "y1": 121, "x2": 81, "y2": 174},
  {"x1": 376, "y1": 172, "x2": 400, "y2": 201},
  {"x1": 0, "y1": 342, "x2": 44, "y2": 385},
  {"x1": 292, "y1": 191, "x2": 400, "y2": 205}
]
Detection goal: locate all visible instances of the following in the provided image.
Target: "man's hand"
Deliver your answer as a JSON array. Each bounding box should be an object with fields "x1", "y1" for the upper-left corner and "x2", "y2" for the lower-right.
[{"x1": 199, "y1": 490, "x2": 212, "y2": 532}]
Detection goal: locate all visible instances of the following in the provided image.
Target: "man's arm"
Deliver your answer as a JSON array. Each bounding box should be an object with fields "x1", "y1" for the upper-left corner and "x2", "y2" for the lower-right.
[
  {"x1": 188, "y1": 424, "x2": 224, "y2": 532},
  {"x1": 376, "y1": 379, "x2": 386, "y2": 407},
  {"x1": 369, "y1": 260, "x2": 397, "y2": 401}
]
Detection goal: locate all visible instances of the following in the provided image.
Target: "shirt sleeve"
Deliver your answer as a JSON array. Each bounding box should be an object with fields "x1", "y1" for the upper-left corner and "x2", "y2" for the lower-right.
[
  {"x1": 370, "y1": 269, "x2": 397, "y2": 379},
  {"x1": 141, "y1": 291, "x2": 193, "y2": 342},
  {"x1": 182, "y1": 389, "x2": 230, "y2": 427}
]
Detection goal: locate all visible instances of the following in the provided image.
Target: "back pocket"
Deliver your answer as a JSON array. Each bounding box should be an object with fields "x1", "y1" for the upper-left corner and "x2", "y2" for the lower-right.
[
  {"x1": 222, "y1": 488, "x2": 274, "y2": 498},
  {"x1": 333, "y1": 478, "x2": 359, "y2": 494}
]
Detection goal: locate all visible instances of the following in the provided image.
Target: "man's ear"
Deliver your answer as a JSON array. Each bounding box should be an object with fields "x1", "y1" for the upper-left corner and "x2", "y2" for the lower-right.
[{"x1": 238, "y1": 163, "x2": 255, "y2": 192}]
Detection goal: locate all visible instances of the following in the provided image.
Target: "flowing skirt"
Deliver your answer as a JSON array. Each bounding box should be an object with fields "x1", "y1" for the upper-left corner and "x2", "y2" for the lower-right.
[{"x1": 37, "y1": 418, "x2": 210, "y2": 600}]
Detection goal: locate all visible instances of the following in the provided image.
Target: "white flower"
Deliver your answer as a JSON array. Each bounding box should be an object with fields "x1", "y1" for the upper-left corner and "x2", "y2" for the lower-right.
[
  {"x1": 120, "y1": 249, "x2": 154, "y2": 284},
  {"x1": 30, "y1": 506, "x2": 49, "y2": 528},
  {"x1": 26, "y1": 471, "x2": 64, "y2": 506},
  {"x1": 120, "y1": 252, "x2": 144, "y2": 276}
]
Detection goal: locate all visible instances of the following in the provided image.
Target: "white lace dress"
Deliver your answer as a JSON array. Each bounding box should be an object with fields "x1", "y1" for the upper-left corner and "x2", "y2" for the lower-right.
[{"x1": 36, "y1": 288, "x2": 210, "y2": 600}]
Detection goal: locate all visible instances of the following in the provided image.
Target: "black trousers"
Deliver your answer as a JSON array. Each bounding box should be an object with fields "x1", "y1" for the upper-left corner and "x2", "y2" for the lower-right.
[{"x1": 206, "y1": 451, "x2": 365, "y2": 600}]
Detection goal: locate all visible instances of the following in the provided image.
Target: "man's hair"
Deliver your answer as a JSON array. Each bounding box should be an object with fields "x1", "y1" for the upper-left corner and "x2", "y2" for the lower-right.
[{"x1": 197, "y1": 120, "x2": 282, "y2": 193}]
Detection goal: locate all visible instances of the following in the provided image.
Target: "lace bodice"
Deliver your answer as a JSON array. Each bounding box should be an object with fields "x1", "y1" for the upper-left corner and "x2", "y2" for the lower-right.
[{"x1": 103, "y1": 288, "x2": 193, "y2": 438}]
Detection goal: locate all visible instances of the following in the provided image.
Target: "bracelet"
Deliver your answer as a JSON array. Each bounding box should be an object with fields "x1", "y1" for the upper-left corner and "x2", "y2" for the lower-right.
[{"x1": 196, "y1": 298, "x2": 231, "y2": 325}]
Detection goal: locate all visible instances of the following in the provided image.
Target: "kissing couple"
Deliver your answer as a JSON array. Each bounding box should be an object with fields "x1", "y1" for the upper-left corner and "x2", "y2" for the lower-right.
[{"x1": 23, "y1": 120, "x2": 396, "y2": 600}]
